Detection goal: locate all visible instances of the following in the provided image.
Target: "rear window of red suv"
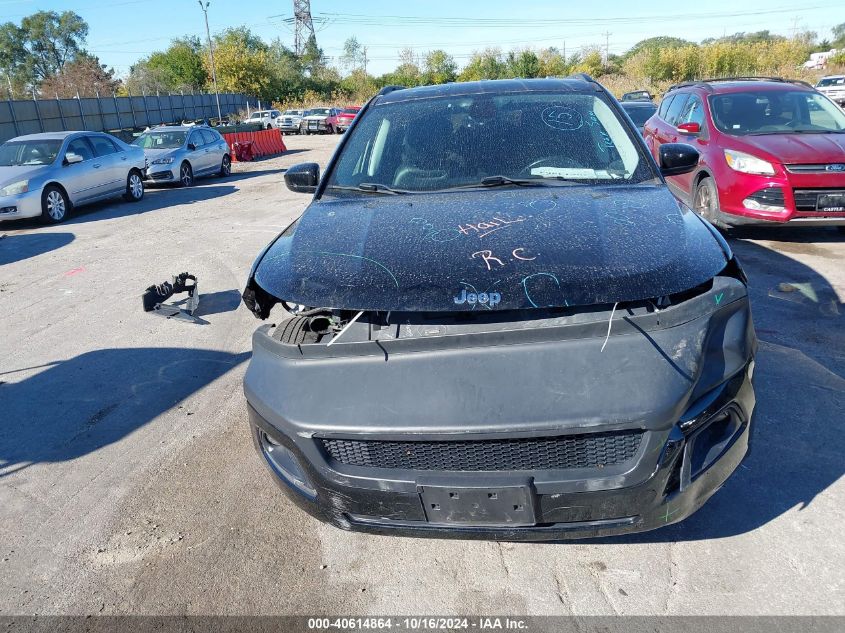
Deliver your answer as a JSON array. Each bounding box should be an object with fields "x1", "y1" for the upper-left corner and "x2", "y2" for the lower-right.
[{"x1": 708, "y1": 89, "x2": 845, "y2": 136}]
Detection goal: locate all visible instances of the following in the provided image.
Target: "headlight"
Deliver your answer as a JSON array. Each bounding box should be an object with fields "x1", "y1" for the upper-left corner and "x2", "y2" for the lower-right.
[
  {"x1": 151, "y1": 157, "x2": 175, "y2": 165},
  {"x1": 724, "y1": 150, "x2": 775, "y2": 176},
  {"x1": 0, "y1": 180, "x2": 29, "y2": 196}
]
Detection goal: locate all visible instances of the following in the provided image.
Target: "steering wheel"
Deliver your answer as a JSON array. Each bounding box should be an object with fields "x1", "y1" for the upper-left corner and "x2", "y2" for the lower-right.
[{"x1": 520, "y1": 156, "x2": 582, "y2": 176}]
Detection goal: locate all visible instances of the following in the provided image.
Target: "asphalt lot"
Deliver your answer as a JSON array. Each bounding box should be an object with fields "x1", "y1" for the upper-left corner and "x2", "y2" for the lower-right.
[{"x1": 0, "y1": 133, "x2": 843, "y2": 616}]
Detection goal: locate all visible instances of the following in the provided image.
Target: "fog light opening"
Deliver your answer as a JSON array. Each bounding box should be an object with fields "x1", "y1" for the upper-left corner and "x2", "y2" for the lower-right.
[
  {"x1": 742, "y1": 187, "x2": 786, "y2": 212},
  {"x1": 688, "y1": 410, "x2": 742, "y2": 479},
  {"x1": 260, "y1": 432, "x2": 317, "y2": 499}
]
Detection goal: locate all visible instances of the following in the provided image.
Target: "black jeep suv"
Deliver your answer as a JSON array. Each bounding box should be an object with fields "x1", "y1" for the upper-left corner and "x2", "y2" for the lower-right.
[{"x1": 241, "y1": 76, "x2": 756, "y2": 540}]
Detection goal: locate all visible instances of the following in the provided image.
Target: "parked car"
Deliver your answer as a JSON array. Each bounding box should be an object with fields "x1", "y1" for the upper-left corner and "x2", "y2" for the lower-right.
[
  {"x1": 241, "y1": 77, "x2": 757, "y2": 540},
  {"x1": 815, "y1": 75, "x2": 845, "y2": 107},
  {"x1": 279, "y1": 109, "x2": 305, "y2": 134},
  {"x1": 643, "y1": 77, "x2": 845, "y2": 230},
  {"x1": 620, "y1": 100, "x2": 657, "y2": 135},
  {"x1": 299, "y1": 107, "x2": 338, "y2": 134},
  {"x1": 621, "y1": 90, "x2": 654, "y2": 102},
  {"x1": 244, "y1": 109, "x2": 283, "y2": 130},
  {"x1": 0, "y1": 131, "x2": 146, "y2": 224},
  {"x1": 326, "y1": 106, "x2": 361, "y2": 133},
  {"x1": 132, "y1": 125, "x2": 230, "y2": 186}
]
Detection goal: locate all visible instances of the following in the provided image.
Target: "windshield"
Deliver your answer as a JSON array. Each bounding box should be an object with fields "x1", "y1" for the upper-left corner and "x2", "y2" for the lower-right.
[
  {"x1": 817, "y1": 77, "x2": 845, "y2": 87},
  {"x1": 284, "y1": 110, "x2": 302, "y2": 115},
  {"x1": 623, "y1": 104, "x2": 657, "y2": 126},
  {"x1": 310, "y1": 108, "x2": 332, "y2": 116},
  {"x1": 132, "y1": 131, "x2": 187, "y2": 149},
  {"x1": 0, "y1": 139, "x2": 63, "y2": 166},
  {"x1": 327, "y1": 91, "x2": 654, "y2": 192},
  {"x1": 709, "y1": 90, "x2": 845, "y2": 135},
  {"x1": 341, "y1": 108, "x2": 359, "y2": 115}
]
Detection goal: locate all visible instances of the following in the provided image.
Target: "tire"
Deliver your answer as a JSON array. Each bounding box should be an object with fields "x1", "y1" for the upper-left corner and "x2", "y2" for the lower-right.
[
  {"x1": 40, "y1": 185, "x2": 69, "y2": 224},
  {"x1": 693, "y1": 177, "x2": 728, "y2": 229},
  {"x1": 219, "y1": 154, "x2": 231, "y2": 177},
  {"x1": 123, "y1": 170, "x2": 144, "y2": 202},
  {"x1": 275, "y1": 316, "x2": 319, "y2": 344},
  {"x1": 178, "y1": 162, "x2": 193, "y2": 187}
]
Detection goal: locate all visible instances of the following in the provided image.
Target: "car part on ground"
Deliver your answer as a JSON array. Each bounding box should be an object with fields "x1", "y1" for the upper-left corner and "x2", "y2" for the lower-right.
[
  {"x1": 142, "y1": 272, "x2": 200, "y2": 323},
  {"x1": 241, "y1": 75, "x2": 757, "y2": 540},
  {"x1": 643, "y1": 77, "x2": 845, "y2": 229}
]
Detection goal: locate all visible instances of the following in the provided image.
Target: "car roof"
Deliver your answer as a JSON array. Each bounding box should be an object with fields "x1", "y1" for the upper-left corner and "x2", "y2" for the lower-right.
[
  {"x1": 150, "y1": 125, "x2": 199, "y2": 132},
  {"x1": 669, "y1": 78, "x2": 814, "y2": 95},
  {"x1": 376, "y1": 77, "x2": 601, "y2": 104},
  {"x1": 9, "y1": 131, "x2": 82, "y2": 141},
  {"x1": 620, "y1": 101, "x2": 656, "y2": 108}
]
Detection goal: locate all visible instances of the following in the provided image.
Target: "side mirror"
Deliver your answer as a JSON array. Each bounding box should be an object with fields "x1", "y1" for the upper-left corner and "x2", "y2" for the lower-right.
[
  {"x1": 64, "y1": 152, "x2": 83, "y2": 165},
  {"x1": 284, "y1": 162, "x2": 320, "y2": 194},
  {"x1": 187, "y1": 143, "x2": 196, "y2": 151},
  {"x1": 677, "y1": 121, "x2": 701, "y2": 135},
  {"x1": 659, "y1": 143, "x2": 699, "y2": 177}
]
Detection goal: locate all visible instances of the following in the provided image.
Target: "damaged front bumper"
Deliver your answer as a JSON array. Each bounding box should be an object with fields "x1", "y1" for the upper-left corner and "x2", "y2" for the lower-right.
[{"x1": 243, "y1": 276, "x2": 756, "y2": 540}]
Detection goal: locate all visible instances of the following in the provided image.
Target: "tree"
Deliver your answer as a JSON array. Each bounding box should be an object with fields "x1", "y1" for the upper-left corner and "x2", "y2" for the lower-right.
[
  {"x1": 340, "y1": 36, "x2": 365, "y2": 75},
  {"x1": 0, "y1": 10, "x2": 88, "y2": 92},
  {"x1": 538, "y1": 47, "x2": 568, "y2": 77},
  {"x1": 208, "y1": 27, "x2": 273, "y2": 99},
  {"x1": 145, "y1": 37, "x2": 206, "y2": 91},
  {"x1": 39, "y1": 53, "x2": 120, "y2": 98},
  {"x1": 301, "y1": 34, "x2": 328, "y2": 78},
  {"x1": 422, "y1": 50, "x2": 457, "y2": 84},
  {"x1": 0, "y1": 23, "x2": 26, "y2": 96},
  {"x1": 832, "y1": 23, "x2": 845, "y2": 48},
  {"x1": 625, "y1": 36, "x2": 695, "y2": 58},
  {"x1": 20, "y1": 11, "x2": 88, "y2": 82},
  {"x1": 458, "y1": 48, "x2": 505, "y2": 81},
  {"x1": 507, "y1": 50, "x2": 541, "y2": 78},
  {"x1": 383, "y1": 47, "x2": 422, "y2": 86},
  {"x1": 573, "y1": 47, "x2": 604, "y2": 77}
]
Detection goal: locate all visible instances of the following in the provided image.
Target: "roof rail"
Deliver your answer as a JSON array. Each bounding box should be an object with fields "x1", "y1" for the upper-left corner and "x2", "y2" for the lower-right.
[
  {"x1": 377, "y1": 85, "x2": 405, "y2": 96},
  {"x1": 566, "y1": 72, "x2": 605, "y2": 92}
]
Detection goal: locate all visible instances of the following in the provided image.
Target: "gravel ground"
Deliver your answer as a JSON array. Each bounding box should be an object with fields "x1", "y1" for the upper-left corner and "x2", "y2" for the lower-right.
[{"x1": 0, "y1": 133, "x2": 842, "y2": 617}]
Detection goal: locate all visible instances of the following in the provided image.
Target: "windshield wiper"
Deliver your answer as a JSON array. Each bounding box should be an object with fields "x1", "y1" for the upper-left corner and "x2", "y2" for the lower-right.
[
  {"x1": 478, "y1": 175, "x2": 547, "y2": 187},
  {"x1": 328, "y1": 183, "x2": 405, "y2": 195}
]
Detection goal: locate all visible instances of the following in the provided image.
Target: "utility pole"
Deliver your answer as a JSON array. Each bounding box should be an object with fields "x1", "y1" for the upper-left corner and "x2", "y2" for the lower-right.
[
  {"x1": 362, "y1": 46, "x2": 368, "y2": 74},
  {"x1": 603, "y1": 31, "x2": 611, "y2": 70},
  {"x1": 198, "y1": 1, "x2": 223, "y2": 123}
]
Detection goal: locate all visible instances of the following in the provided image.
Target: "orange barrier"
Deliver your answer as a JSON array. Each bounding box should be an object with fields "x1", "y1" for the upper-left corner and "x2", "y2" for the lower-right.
[{"x1": 222, "y1": 129, "x2": 287, "y2": 161}]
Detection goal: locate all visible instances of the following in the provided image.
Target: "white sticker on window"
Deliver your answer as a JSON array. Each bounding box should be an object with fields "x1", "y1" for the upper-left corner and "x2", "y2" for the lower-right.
[{"x1": 530, "y1": 167, "x2": 612, "y2": 179}]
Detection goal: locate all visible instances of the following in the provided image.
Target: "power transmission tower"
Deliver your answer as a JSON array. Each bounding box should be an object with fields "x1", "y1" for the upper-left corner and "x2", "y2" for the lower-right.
[
  {"x1": 603, "y1": 31, "x2": 612, "y2": 69},
  {"x1": 293, "y1": 0, "x2": 316, "y2": 56}
]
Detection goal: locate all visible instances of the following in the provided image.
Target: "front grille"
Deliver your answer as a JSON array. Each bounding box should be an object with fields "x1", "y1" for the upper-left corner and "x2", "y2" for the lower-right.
[
  {"x1": 793, "y1": 188, "x2": 845, "y2": 212},
  {"x1": 320, "y1": 430, "x2": 643, "y2": 472},
  {"x1": 786, "y1": 164, "x2": 845, "y2": 174}
]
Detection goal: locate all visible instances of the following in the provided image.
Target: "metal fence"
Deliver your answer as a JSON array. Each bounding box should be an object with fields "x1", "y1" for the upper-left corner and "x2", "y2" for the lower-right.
[{"x1": 0, "y1": 92, "x2": 259, "y2": 144}]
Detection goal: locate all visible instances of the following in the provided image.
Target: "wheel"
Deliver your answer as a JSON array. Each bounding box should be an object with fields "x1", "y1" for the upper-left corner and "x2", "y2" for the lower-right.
[
  {"x1": 40, "y1": 185, "x2": 69, "y2": 224},
  {"x1": 123, "y1": 170, "x2": 144, "y2": 202},
  {"x1": 219, "y1": 154, "x2": 231, "y2": 177},
  {"x1": 179, "y1": 162, "x2": 194, "y2": 187},
  {"x1": 693, "y1": 177, "x2": 728, "y2": 229}
]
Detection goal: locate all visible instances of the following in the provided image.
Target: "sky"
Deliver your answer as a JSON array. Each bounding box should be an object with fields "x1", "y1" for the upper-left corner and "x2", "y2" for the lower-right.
[{"x1": 1, "y1": 0, "x2": 843, "y2": 79}]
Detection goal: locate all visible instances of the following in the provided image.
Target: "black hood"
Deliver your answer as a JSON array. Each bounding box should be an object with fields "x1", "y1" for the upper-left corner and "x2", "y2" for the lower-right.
[{"x1": 248, "y1": 185, "x2": 727, "y2": 314}]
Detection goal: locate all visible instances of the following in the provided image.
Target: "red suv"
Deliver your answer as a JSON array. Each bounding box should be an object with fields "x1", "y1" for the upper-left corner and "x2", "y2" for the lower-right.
[{"x1": 644, "y1": 78, "x2": 845, "y2": 230}]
